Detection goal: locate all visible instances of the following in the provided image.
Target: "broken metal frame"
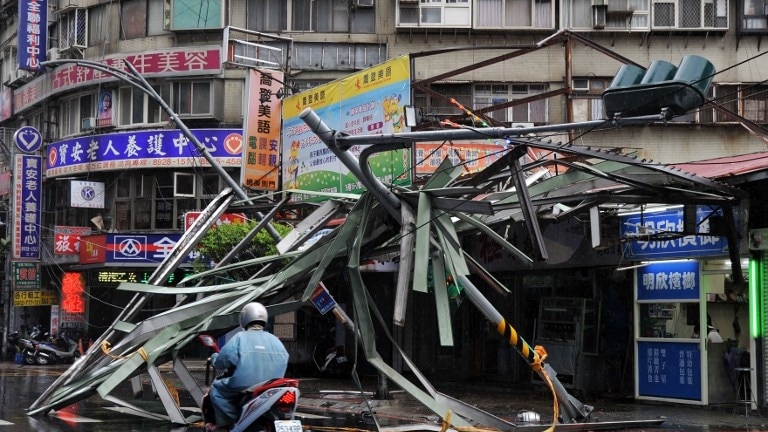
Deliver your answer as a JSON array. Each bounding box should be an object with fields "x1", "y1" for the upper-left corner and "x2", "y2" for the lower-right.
[
  {"x1": 27, "y1": 33, "x2": 749, "y2": 428},
  {"x1": 26, "y1": 109, "x2": 746, "y2": 427},
  {"x1": 298, "y1": 106, "x2": 745, "y2": 424}
]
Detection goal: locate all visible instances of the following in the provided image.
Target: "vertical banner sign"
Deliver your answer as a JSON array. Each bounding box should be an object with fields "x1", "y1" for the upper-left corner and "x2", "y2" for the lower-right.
[
  {"x1": 17, "y1": 0, "x2": 47, "y2": 71},
  {"x1": 282, "y1": 55, "x2": 412, "y2": 200},
  {"x1": 13, "y1": 154, "x2": 42, "y2": 259},
  {"x1": 242, "y1": 69, "x2": 283, "y2": 191}
]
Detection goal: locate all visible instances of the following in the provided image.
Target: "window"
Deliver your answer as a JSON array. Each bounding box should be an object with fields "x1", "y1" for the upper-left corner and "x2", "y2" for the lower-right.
[
  {"x1": 121, "y1": 0, "x2": 167, "y2": 39},
  {"x1": 174, "y1": 172, "x2": 196, "y2": 197},
  {"x1": 397, "y1": 0, "x2": 471, "y2": 27},
  {"x1": 708, "y1": 84, "x2": 768, "y2": 124},
  {"x1": 475, "y1": 0, "x2": 554, "y2": 29},
  {"x1": 475, "y1": 83, "x2": 548, "y2": 124},
  {"x1": 118, "y1": 84, "x2": 170, "y2": 126},
  {"x1": 173, "y1": 82, "x2": 211, "y2": 116},
  {"x1": 246, "y1": 0, "x2": 374, "y2": 33},
  {"x1": 60, "y1": 8, "x2": 88, "y2": 50},
  {"x1": 165, "y1": 0, "x2": 223, "y2": 30},
  {"x1": 112, "y1": 172, "x2": 222, "y2": 231},
  {"x1": 563, "y1": 0, "x2": 650, "y2": 30},
  {"x1": 60, "y1": 94, "x2": 95, "y2": 136},
  {"x1": 121, "y1": 0, "x2": 147, "y2": 38},
  {"x1": 652, "y1": 0, "x2": 728, "y2": 29},
  {"x1": 571, "y1": 78, "x2": 611, "y2": 122},
  {"x1": 740, "y1": 0, "x2": 768, "y2": 31},
  {"x1": 416, "y1": 83, "x2": 473, "y2": 118}
]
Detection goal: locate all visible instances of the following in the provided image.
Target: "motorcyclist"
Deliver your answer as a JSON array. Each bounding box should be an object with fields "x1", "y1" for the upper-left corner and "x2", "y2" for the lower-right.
[{"x1": 206, "y1": 302, "x2": 289, "y2": 432}]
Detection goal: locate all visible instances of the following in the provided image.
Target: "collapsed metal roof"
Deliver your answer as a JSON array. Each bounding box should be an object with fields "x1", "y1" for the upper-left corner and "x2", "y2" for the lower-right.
[{"x1": 24, "y1": 109, "x2": 748, "y2": 430}]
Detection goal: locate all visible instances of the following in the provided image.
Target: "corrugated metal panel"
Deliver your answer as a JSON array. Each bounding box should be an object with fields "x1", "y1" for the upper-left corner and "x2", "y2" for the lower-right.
[{"x1": 672, "y1": 152, "x2": 768, "y2": 180}]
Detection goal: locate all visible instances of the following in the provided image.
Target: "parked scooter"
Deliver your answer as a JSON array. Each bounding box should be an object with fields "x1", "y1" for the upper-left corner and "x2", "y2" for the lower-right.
[
  {"x1": 312, "y1": 326, "x2": 351, "y2": 377},
  {"x1": 35, "y1": 332, "x2": 80, "y2": 365},
  {"x1": 19, "y1": 326, "x2": 47, "y2": 365},
  {"x1": 312, "y1": 343, "x2": 351, "y2": 377},
  {"x1": 198, "y1": 334, "x2": 302, "y2": 432}
]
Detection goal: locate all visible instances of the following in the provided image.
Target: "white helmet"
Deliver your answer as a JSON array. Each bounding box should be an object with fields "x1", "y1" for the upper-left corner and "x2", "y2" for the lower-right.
[{"x1": 240, "y1": 302, "x2": 268, "y2": 329}]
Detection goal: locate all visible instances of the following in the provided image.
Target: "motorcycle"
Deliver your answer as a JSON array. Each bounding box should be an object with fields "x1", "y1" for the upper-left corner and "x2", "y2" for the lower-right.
[
  {"x1": 312, "y1": 343, "x2": 351, "y2": 377},
  {"x1": 19, "y1": 326, "x2": 47, "y2": 365},
  {"x1": 34, "y1": 332, "x2": 81, "y2": 365},
  {"x1": 198, "y1": 334, "x2": 302, "y2": 432}
]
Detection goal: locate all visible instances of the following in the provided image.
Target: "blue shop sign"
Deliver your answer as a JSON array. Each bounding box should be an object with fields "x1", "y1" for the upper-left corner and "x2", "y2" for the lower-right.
[
  {"x1": 46, "y1": 128, "x2": 244, "y2": 177},
  {"x1": 621, "y1": 207, "x2": 728, "y2": 259},
  {"x1": 637, "y1": 341, "x2": 701, "y2": 401},
  {"x1": 637, "y1": 260, "x2": 699, "y2": 301}
]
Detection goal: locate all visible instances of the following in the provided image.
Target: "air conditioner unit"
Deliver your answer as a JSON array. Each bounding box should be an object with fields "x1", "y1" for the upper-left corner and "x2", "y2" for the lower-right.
[
  {"x1": 511, "y1": 122, "x2": 534, "y2": 128},
  {"x1": 592, "y1": 4, "x2": 607, "y2": 29},
  {"x1": 47, "y1": 48, "x2": 60, "y2": 61},
  {"x1": 353, "y1": 0, "x2": 374, "y2": 6},
  {"x1": 607, "y1": 0, "x2": 632, "y2": 13},
  {"x1": 81, "y1": 117, "x2": 96, "y2": 130},
  {"x1": 4, "y1": 69, "x2": 31, "y2": 87}
]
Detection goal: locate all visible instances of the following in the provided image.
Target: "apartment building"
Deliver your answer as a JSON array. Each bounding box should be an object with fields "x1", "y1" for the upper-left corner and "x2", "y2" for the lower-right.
[{"x1": 1, "y1": 0, "x2": 768, "y2": 403}]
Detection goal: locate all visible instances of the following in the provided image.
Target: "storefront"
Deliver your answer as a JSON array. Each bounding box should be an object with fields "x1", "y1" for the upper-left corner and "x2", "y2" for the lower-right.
[{"x1": 626, "y1": 206, "x2": 751, "y2": 405}]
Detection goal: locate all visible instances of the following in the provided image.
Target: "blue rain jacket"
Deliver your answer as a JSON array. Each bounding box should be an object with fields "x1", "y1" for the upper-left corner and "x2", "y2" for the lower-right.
[{"x1": 209, "y1": 329, "x2": 289, "y2": 426}]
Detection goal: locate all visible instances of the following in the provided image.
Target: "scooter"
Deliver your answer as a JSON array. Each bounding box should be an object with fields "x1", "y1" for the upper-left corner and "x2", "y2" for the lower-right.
[
  {"x1": 35, "y1": 332, "x2": 80, "y2": 365},
  {"x1": 19, "y1": 326, "x2": 47, "y2": 365},
  {"x1": 198, "y1": 334, "x2": 302, "y2": 432},
  {"x1": 312, "y1": 343, "x2": 351, "y2": 377}
]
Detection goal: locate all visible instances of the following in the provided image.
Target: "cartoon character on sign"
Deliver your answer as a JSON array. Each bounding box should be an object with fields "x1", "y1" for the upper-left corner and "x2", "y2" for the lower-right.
[
  {"x1": 382, "y1": 94, "x2": 404, "y2": 133},
  {"x1": 286, "y1": 140, "x2": 301, "y2": 189}
]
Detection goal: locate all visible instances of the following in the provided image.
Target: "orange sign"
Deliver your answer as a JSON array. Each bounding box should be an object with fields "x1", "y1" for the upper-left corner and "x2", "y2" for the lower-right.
[{"x1": 241, "y1": 69, "x2": 283, "y2": 191}]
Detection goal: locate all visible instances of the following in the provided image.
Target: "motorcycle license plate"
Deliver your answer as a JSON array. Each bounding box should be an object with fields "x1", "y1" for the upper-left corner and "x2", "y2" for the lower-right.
[
  {"x1": 274, "y1": 420, "x2": 302, "y2": 432},
  {"x1": 336, "y1": 356, "x2": 348, "y2": 363}
]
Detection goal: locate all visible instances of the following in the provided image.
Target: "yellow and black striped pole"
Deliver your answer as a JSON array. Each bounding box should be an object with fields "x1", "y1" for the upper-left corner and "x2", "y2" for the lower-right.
[{"x1": 458, "y1": 275, "x2": 593, "y2": 424}]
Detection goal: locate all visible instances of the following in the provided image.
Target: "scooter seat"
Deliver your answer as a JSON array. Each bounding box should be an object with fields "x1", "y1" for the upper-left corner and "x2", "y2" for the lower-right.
[{"x1": 246, "y1": 378, "x2": 300, "y2": 396}]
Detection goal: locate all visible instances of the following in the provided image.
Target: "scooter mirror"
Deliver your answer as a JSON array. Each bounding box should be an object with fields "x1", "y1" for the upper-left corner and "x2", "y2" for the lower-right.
[{"x1": 197, "y1": 334, "x2": 219, "y2": 352}]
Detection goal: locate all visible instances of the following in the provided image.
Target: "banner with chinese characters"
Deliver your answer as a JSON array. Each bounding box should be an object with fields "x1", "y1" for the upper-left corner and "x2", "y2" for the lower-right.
[
  {"x1": 79, "y1": 233, "x2": 197, "y2": 265},
  {"x1": 45, "y1": 129, "x2": 243, "y2": 178},
  {"x1": 13, "y1": 290, "x2": 57, "y2": 307},
  {"x1": 17, "y1": 0, "x2": 47, "y2": 71},
  {"x1": 242, "y1": 69, "x2": 283, "y2": 191},
  {"x1": 637, "y1": 340, "x2": 701, "y2": 400},
  {"x1": 54, "y1": 226, "x2": 92, "y2": 255},
  {"x1": 183, "y1": 211, "x2": 246, "y2": 230},
  {"x1": 13, "y1": 47, "x2": 222, "y2": 113},
  {"x1": 636, "y1": 260, "x2": 700, "y2": 301},
  {"x1": 13, "y1": 154, "x2": 41, "y2": 259},
  {"x1": 61, "y1": 272, "x2": 85, "y2": 314},
  {"x1": 282, "y1": 55, "x2": 412, "y2": 200},
  {"x1": 620, "y1": 206, "x2": 729, "y2": 259},
  {"x1": 11, "y1": 261, "x2": 40, "y2": 289}
]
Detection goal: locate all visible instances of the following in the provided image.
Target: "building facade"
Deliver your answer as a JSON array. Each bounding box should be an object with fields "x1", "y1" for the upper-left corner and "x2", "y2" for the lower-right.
[{"x1": 1, "y1": 0, "x2": 768, "y2": 405}]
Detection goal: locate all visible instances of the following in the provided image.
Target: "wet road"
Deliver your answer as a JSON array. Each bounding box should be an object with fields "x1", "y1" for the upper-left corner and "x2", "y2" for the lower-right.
[{"x1": 2, "y1": 362, "x2": 768, "y2": 432}]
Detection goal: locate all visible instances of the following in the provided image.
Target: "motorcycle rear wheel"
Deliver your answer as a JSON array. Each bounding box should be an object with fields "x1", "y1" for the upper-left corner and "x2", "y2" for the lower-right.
[{"x1": 36, "y1": 353, "x2": 51, "y2": 365}]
